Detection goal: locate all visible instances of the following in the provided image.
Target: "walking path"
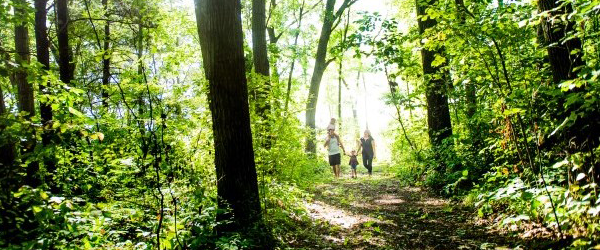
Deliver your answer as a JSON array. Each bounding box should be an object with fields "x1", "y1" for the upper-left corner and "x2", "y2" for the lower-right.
[{"x1": 287, "y1": 172, "x2": 557, "y2": 249}]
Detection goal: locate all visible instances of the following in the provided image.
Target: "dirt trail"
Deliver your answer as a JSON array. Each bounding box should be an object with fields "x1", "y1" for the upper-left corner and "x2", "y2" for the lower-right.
[{"x1": 290, "y1": 173, "x2": 555, "y2": 250}]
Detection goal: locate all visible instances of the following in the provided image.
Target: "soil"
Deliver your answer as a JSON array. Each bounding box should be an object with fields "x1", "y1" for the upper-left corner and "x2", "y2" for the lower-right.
[{"x1": 284, "y1": 172, "x2": 560, "y2": 250}]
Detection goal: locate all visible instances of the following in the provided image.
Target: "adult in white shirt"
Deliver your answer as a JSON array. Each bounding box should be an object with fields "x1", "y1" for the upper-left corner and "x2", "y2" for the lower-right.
[{"x1": 324, "y1": 128, "x2": 345, "y2": 178}]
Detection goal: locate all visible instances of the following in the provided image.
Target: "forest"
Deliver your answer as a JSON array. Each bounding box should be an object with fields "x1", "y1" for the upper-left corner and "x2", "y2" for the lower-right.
[{"x1": 0, "y1": 0, "x2": 599, "y2": 249}]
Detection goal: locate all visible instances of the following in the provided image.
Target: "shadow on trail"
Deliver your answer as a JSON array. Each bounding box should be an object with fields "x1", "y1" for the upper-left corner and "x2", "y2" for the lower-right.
[{"x1": 291, "y1": 173, "x2": 557, "y2": 250}]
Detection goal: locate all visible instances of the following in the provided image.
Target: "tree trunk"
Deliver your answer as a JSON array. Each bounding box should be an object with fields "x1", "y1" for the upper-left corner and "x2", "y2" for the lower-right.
[
  {"x1": 136, "y1": 23, "x2": 149, "y2": 159},
  {"x1": 252, "y1": 0, "x2": 272, "y2": 149},
  {"x1": 0, "y1": 83, "x2": 5, "y2": 115},
  {"x1": 539, "y1": 0, "x2": 598, "y2": 184},
  {"x1": 338, "y1": 60, "x2": 342, "y2": 130},
  {"x1": 305, "y1": 0, "x2": 336, "y2": 154},
  {"x1": 454, "y1": 0, "x2": 478, "y2": 146},
  {"x1": 416, "y1": 0, "x2": 453, "y2": 147},
  {"x1": 337, "y1": 9, "x2": 350, "y2": 132},
  {"x1": 194, "y1": 0, "x2": 262, "y2": 230},
  {"x1": 252, "y1": 0, "x2": 270, "y2": 81},
  {"x1": 14, "y1": 0, "x2": 34, "y2": 118},
  {"x1": 102, "y1": 0, "x2": 110, "y2": 108},
  {"x1": 56, "y1": 0, "x2": 71, "y2": 85},
  {"x1": 14, "y1": 0, "x2": 40, "y2": 187},
  {"x1": 35, "y1": 0, "x2": 58, "y2": 189},
  {"x1": 35, "y1": 0, "x2": 52, "y2": 136},
  {"x1": 284, "y1": 0, "x2": 305, "y2": 112},
  {"x1": 538, "y1": 0, "x2": 584, "y2": 83}
]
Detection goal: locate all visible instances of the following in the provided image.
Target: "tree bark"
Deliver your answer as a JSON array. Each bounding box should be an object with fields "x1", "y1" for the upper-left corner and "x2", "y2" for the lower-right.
[
  {"x1": 35, "y1": 0, "x2": 58, "y2": 189},
  {"x1": 35, "y1": 0, "x2": 52, "y2": 136},
  {"x1": 416, "y1": 0, "x2": 453, "y2": 147},
  {"x1": 194, "y1": 0, "x2": 262, "y2": 230},
  {"x1": 0, "y1": 83, "x2": 5, "y2": 115},
  {"x1": 454, "y1": 0, "x2": 478, "y2": 145},
  {"x1": 14, "y1": 0, "x2": 41, "y2": 187},
  {"x1": 337, "y1": 9, "x2": 350, "y2": 132},
  {"x1": 252, "y1": 0, "x2": 272, "y2": 149},
  {"x1": 56, "y1": 0, "x2": 72, "y2": 85},
  {"x1": 14, "y1": 0, "x2": 34, "y2": 118},
  {"x1": 538, "y1": 0, "x2": 584, "y2": 83},
  {"x1": 102, "y1": 0, "x2": 110, "y2": 108},
  {"x1": 252, "y1": 0, "x2": 270, "y2": 79}
]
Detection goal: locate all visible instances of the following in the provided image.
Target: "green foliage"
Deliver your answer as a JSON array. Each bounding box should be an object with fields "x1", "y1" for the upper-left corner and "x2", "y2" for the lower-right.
[
  {"x1": 2, "y1": 0, "x2": 600, "y2": 248},
  {"x1": 343, "y1": 0, "x2": 600, "y2": 246}
]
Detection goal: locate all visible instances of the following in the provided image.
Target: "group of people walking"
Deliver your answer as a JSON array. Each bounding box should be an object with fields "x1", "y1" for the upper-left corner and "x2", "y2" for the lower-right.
[{"x1": 324, "y1": 118, "x2": 377, "y2": 178}]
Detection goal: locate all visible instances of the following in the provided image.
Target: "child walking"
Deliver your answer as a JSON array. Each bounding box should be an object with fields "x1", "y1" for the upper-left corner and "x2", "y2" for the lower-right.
[{"x1": 347, "y1": 150, "x2": 359, "y2": 179}]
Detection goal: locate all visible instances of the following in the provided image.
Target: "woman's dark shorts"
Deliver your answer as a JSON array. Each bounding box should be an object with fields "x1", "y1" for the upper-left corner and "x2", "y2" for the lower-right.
[{"x1": 328, "y1": 153, "x2": 341, "y2": 166}]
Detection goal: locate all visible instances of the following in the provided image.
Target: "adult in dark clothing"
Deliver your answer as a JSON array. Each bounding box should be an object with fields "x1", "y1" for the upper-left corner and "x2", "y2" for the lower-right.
[{"x1": 357, "y1": 130, "x2": 377, "y2": 175}]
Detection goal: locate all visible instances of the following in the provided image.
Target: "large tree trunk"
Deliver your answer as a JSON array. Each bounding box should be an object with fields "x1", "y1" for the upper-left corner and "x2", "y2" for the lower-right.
[
  {"x1": 102, "y1": 0, "x2": 110, "y2": 108},
  {"x1": 538, "y1": 0, "x2": 583, "y2": 83},
  {"x1": 194, "y1": 0, "x2": 262, "y2": 230},
  {"x1": 416, "y1": 0, "x2": 453, "y2": 147},
  {"x1": 56, "y1": 0, "x2": 71, "y2": 85},
  {"x1": 305, "y1": 0, "x2": 336, "y2": 154}
]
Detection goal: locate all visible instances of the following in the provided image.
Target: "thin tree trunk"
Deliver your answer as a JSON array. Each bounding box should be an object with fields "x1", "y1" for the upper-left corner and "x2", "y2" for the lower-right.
[
  {"x1": 56, "y1": 0, "x2": 71, "y2": 85},
  {"x1": 53, "y1": 0, "x2": 71, "y2": 190},
  {"x1": 354, "y1": 66, "x2": 360, "y2": 138},
  {"x1": 35, "y1": 0, "x2": 58, "y2": 189},
  {"x1": 0, "y1": 83, "x2": 5, "y2": 115},
  {"x1": 136, "y1": 23, "x2": 149, "y2": 159},
  {"x1": 102, "y1": 0, "x2": 110, "y2": 108},
  {"x1": 385, "y1": 68, "x2": 417, "y2": 152},
  {"x1": 416, "y1": 0, "x2": 452, "y2": 147},
  {"x1": 454, "y1": 0, "x2": 478, "y2": 145},
  {"x1": 337, "y1": 8, "x2": 350, "y2": 132},
  {"x1": 194, "y1": 0, "x2": 262, "y2": 231},
  {"x1": 338, "y1": 61, "x2": 342, "y2": 130},
  {"x1": 284, "y1": 0, "x2": 305, "y2": 112},
  {"x1": 35, "y1": 0, "x2": 52, "y2": 137}
]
